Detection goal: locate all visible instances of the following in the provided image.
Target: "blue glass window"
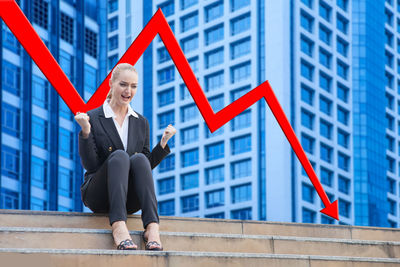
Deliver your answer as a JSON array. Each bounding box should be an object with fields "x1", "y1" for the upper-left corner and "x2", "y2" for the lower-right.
[
  {"x1": 319, "y1": 1, "x2": 331, "y2": 22},
  {"x1": 337, "y1": 60, "x2": 348, "y2": 80},
  {"x1": 181, "y1": 0, "x2": 198, "y2": 10},
  {"x1": 320, "y1": 143, "x2": 333, "y2": 163},
  {"x1": 386, "y1": 51, "x2": 394, "y2": 68},
  {"x1": 231, "y1": 110, "x2": 251, "y2": 130},
  {"x1": 319, "y1": 25, "x2": 331, "y2": 45},
  {"x1": 158, "y1": 88, "x2": 175, "y2": 107},
  {"x1": 231, "y1": 207, "x2": 252, "y2": 220},
  {"x1": 205, "y1": 25, "x2": 224, "y2": 45},
  {"x1": 319, "y1": 48, "x2": 331, "y2": 68},
  {"x1": 301, "y1": 134, "x2": 315, "y2": 154},
  {"x1": 387, "y1": 114, "x2": 394, "y2": 131},
  {"x1": 339, "y1": 199, "x2": 350, "y2": 218},
  {"x1": 300, "y1": 11, "x2": 313, "y2": 32},
  {"x1": 181, "y1": 126, "x2": 199, "y2": 145},
  {"x1": 2, "y1": 60, "x2": 20, "y2": 96},
  {"x1": 1, "y1": 103, "x2": 20, "y2": 138},
  {"x1": 231, "y1": 62, "x2": 251, "y2": 83},
  {"x1": 320, "y1": 167, "x2": 333, "y2": 186},
  {"x1": 31, "y1": 156, "x2": 47, "y2": 189},
  {"x1": 159, "y1": 199, "x2": 175, "y2": 215},
  {"x1": 387, "y1": 156, "x2": 395, "y2": 173},
  {"x1": 181, "y1": 172, "x2": 199, "y2": 190},
  {"x1": 181, "y1": 34, "x2": 198, "y2": 53},
  {"x1": 301, "y1": 109, "x2": 314, "y2": 129},
  {"x1": 60, "y1": 50, "x2": 73, "y2": 81},
  {"x1": 206, "y1": 212, "x2": 225, "y2": 218},
  {"x1": 181, "y1": 104, "x2": 199, "y2": 122},
  {"x1": 301, "y1": 60, "x2": 313, "y2": 81},
  {"x1": 32, "y1": 116, "x2": 48, "y2": 149},
  {"x1": 59, "y1": 167, "x2": 73, "y2": 198},
  {"x1": 337, "y1": 14, "x2": 348, "y2": 34},
  {"x1": 157, "y1": 47, "x2": 171, "y2": 64},
  {"x1": 158, "y1": 110, "x2": 175, "y2": 129},
  {"x1": 1, "y1": 188, "x2": 19, "y2": 209},
  {"x1": 320, "y1": 119, "x2": 332, "y2": 139},
  {"x1": 337, "y1": 0, "x2": 348, "y2": 11},
  {"x1": 386, "y1": 72, "x2": 394, "y2": 89},
  {"x1": 338, "y1": 176, "x2": 350, "y2": 194},
  {"x1": 31, "y1": 197, "x2": 47, "y2": 211},
  {"x1": 206, "y1": 165, "x2": 224, "y2": 184},
  {"x1": 209, "y1": 94, "x2": 224, "y2": 112},
  {"x1": 108, "y1": 16, "x2": 118, "y2": 32},
  {"x1": 231, "y1": 86, "x2": 251, "y2": 101},
  {"x1": 231, "y1": 134, "x2": 251, "y2": 155},
  {"x1": 108, "y1": 0, "x2": 118, "y2": 12},
  {"x1": 188, "y1": 56, "x2": 199, "y2": 72},
  {"x1": 181, "y1": 12, "x2": 198, "y2": 32},
  {"x1": 205, "y1": 123, "x2": 224, "y2": 138},
  {"x1": 337, "y1": 37, "x2": 348, "y2": 57},
  {"x1": 387, "y1": 135, "x2": 394, "y2": 151},
  {"x1": 302, "y1": 183, "x2": 314, "y2": 203},
  {"x1": 158, "y1": 177, "x2": 175, "y2": 195},
  {"x1": 300, "y1": 35, "x2": 313, "y2": 57},
  {"x1": 231, "y1": 13, "x2": 251, "y2": 35},
  {"x1": 301, "y1": 84, "x2": 314, "y2": 105},
  {"x1": 337, "y1": 83, "x2": 349, "y2": 103},
  {"x1": 1, "y1": 145, "x2": 19, "y2": 180},
  {"x1": 32, "y1": 75, "x2": 49, "y2": 109},
  {"x1": 158, "y1": 0, "x2": 175, "y2": 17},
  {"x1": 302, "y1": 208, "x2": 316, "y2": 223},
  {"x1": 231, "y1": 183, "x2": 251, "y2": 203},
  {"x1": 159, "y1": 154, "x2": 175, "y2": 172},
  {"x1": 321, "y1": 216, "x2": 334, "y2": 225},
  {"x1": 337, "y1": 106, "x2": 349, "y2": 125},
  {"x1": 206, "y1": 189, "x2": 224, "y2": 208},
  {"x1": 2, "y1": 24, "x2": 20, "y2": 54},
  {"x1": 108, "y1": 55, "x2": 118, "y2": 69},
  {"x1": 59, "y1": 128, "x2": 73, "y2": 159},
  {"x1": 319, "y1": 72, "x2": 332, "y2": 92},
  {"x1": 181, "y1": 149, "x2": 199, "y2": 167},
  {"x1": 231, "y1": 0, "x2": 250, "y2": 11},
  {"x1": 158, "y1": 66, "x2": 175, "y2": 85},
  {"x1": 301, "y1": 0, "x2": 313, "y2": 8},
  {"x1": 205, "y1": 1, "x2": 223, "y2": 22},
  {"x1": 206, "y1": 142, "x2": 224, "y2": 161},
  {"x1": 180, "y1": 84, "x2": 191, "y2": 100},
  {"x1": 205, "y1": 71, "x2": 224, "y2": 92},
  {"x1": 319, "y1": 96, "x2": 332, "y2": 115},
  {"x1": 108, "y1": 35, "x2": 118, "y2": 51},
  {"x1": 84, "y1": 64, "x2": 97, "y2": 95},
  {"x1": 181, "y1": 194, "x2": 199, "y2": 213},
  {"x1": 205, "y1": 47, "x2": 224, "y2": 68},
  {"x1": 386, "y1": 30, "x2": 394, "y2": 47},
  {"x1": 338, "y1": 152, "x2": 349, "y2": 171},
  {"x1": 231, "y1": 37, "x2": 251, "y2": 59},
  {"x1": 231, "y1": 159, "x2": 251, "y2": 179},
  {"x1": 338, "y1": 129, "x2": 349, "y2": 148}
]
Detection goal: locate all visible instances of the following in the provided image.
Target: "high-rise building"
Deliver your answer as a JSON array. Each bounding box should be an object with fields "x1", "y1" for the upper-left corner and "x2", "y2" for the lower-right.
[{"x1": 0, "y1": 0, "x2": 106, "y2": 212}]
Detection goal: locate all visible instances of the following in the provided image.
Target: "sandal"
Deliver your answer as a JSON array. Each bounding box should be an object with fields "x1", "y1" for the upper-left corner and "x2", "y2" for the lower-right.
[
  {"x1": 117, "y1": 239, "x2": 137, "y2": 250},
  {"x1": 142, "y1": 231, "x2": 163, "y2": 251}
]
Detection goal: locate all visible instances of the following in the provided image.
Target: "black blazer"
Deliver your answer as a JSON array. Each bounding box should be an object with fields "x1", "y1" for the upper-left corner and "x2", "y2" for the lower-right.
[{"x1": 78, "y1": 106, "x2": 170, "y2": 201}]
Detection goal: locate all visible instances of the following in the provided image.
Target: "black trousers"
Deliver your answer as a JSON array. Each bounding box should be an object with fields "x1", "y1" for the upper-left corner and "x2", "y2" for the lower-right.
[{"x1": 84, "y1": 150, "x2": 160, "y2": 228}]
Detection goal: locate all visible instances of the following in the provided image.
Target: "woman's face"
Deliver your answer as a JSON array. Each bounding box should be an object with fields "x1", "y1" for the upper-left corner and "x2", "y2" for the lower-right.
[{"x1": 109, "y1": 69, "x2": 138, "y2": 107}]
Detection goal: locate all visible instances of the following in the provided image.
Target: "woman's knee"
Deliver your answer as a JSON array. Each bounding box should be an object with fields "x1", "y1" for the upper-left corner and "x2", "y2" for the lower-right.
[
  {"x1": 130, "y1": 153, "x2": 151, "y2": 169},
  {"x1": 108, "y1": 150, "x2": 129, "y2": 165}
]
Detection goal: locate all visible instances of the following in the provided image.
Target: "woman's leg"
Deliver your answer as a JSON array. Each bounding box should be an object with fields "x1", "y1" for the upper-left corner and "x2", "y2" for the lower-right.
[{"x1": 127, "y1": 153, "x2": 162, "y2": 249}]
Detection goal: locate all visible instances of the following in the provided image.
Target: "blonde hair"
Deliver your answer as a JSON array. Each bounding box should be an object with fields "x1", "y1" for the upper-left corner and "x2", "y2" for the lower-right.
[{"x1": 107, "y1": 63, "x2": 138, "y2": 100}]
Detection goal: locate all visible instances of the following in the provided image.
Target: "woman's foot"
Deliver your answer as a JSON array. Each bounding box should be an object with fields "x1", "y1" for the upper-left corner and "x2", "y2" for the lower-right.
[
  {"x1": 112, "y1": 221, "x2": 137, "y2": 249},
  {"x1": 143, "y1": 222, "x2": 163, "y2": 250}
]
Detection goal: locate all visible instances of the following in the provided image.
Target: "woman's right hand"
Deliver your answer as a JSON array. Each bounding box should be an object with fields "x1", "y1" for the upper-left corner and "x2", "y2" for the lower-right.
[{"x1": 74, "y1": 112, "x2": 91, "y2": 137}]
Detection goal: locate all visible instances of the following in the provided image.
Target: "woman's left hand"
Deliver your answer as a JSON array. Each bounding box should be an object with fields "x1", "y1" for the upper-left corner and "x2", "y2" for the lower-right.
[{"x1": 161, "y1": 124, "x2": 176, "y2": 148}]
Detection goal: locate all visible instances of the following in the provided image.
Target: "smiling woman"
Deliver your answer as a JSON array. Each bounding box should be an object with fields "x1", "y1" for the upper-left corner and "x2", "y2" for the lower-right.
[{"x1": 74, "y1": 63, "x2": 177, "y2": 251}]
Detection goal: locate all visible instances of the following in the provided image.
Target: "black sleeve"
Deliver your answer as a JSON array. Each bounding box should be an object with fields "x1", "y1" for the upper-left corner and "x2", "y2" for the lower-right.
[
  {"x1": 141, "y1": 117, "x2": 170, "y2": 169},
  {"x1": 78, "y1": 130, "x2": 100, "y2": 173}
]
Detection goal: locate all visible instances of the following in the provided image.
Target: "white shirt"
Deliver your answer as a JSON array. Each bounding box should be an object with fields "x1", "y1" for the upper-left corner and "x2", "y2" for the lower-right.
[{"x1": 103, "y1": 99, "x2": 139, "y2": 151}]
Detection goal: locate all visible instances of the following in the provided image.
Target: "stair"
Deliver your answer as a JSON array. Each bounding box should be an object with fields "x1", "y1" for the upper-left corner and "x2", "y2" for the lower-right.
[{"x1": 1, "y1": 209, "x2": 400, "y2": 266}]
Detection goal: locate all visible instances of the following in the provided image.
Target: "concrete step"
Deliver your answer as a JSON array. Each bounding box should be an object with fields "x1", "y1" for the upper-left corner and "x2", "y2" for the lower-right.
[
  {"x1": 0, "y1": 227, "x2": 399, "y2": 258},
  {"x1": 1, "y1": 209, "x2": 399, "y2": 241},
  {"x1": 1, "y1": 248, "x2": 400, "y2": 267}
]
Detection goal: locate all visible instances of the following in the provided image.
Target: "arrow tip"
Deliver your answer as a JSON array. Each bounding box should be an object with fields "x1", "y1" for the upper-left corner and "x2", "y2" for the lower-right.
[{"x1": 320, "y1": 200, "x2": 339, "y2": 220}]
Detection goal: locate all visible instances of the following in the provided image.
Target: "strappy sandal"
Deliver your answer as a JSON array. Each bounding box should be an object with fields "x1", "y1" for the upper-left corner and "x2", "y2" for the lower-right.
[
  {"x1": 116, "y1": 239, "x2": 137, "y2": 250},
  {"x1": 142, "y1": 231, "x2": 163, "y2": 251}
]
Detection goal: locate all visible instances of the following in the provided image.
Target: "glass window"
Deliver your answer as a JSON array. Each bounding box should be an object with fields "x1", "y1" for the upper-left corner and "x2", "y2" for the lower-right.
[
  {"x1": 231, "y1": 134, "x2": 251, "y2": 155},
  {"x1": 181, "y1": 126, "x2": 199, "y2": 145},
  {"x1": 301, "y1": 134, "x2": 315, "y2": 154},
  {"x1": 337, "y1": 37, "x2": 348, "y2": 57},
  {"x1": 231, "y1": 159, "x2": 251, "y2": 179},
  {"x1": 181, "y1": 0, "x2": 198, "y2": 10},
  {"x1": 301, "y1": 0, "x2": 313, "y2": 8},
  {"x1": 60, "y1": 12, "x2": 74, "y2": 44},
  {"x1": 302, "y1": 183, "x2": 314, "y2": 203},
  {"x1": 337, "y1": 60, "x2": 348, "y2": 80},
  {"x1": 2, "y1": 60, "x2": 21, "y2": 96},
  {"x1": 319, "y1": 72, "x2": 332, "y2": 92},
  {"x1": 181, "y1": 34, "x2": 199, "y2": 53},
  {"x1": 31, "y1": 156, "x2": 47, "y2": 189},
  {"x1": 301, "y1": 84, "x2": 314, "y2": 105},
  {"x1": 188, "y1": 56, "x2": 199, "y2": 73},
  {"x1": 32, "y1": 75, "x2": 49, "y2": 109},
  {"x1": 158, "y1": 110, "x2": 175, "y2": 129},
  {"x1": 181, "y1": 172, "x2": 199, "y2": 190},
  {"x1": 319, "y1": 96, "x2": 332, "y2": 115},
  {"x1": 108, "y1": 0, "x2": 118, "y2": 12},
  {"x1": 158, "y1": 87, "x2": 175, "y2": 107},
  {"x1": 181, "y1": 12, "x2": 198, "y2": 32},
  {"x1": 181, "y1": 149, "x2": 199, "y2": 167},
  {"x1": 180, "y1": 84, "x2": 191, "y2": 100},
  {"x1": 205, "y1": 47, "x2": 224, "y2": 69},
  {"x1": 231, "y1": 37, "x2": 251, "y2": 59},
  {"x1": 387, "y1": 114, "x2": 395, "y2": 131},
  {"x1": 108, "y1": 35, "x2": 118, "y2": 51},
  {"x1": 33, "y1": 0, "x2": 49, "y2": 29},
  {"x1": 206, "y1": 212, "x2": 225, "y2": 218},
  {"x1": 231, "y1": 183, "x2": 251, "y2": 203},
  {"x1": 158, "y1": 66, "x2": 175, "y2": 85},
  {"x1": 337, "y1": 14, "x2": 348, "y2": 34},
  {"x1": 31, "y1": 197, "x2": 47, "y2": 211},
  {"x1": 181, "y1": 104, "x2": 199, "y2": 122},
  {"x1": 209, "y1": 94, "x2": 224, "y2": 112},
  {"x1": 302, "y1": 208, "x2": 316, "y2": 223},
  {"x1": 320, "y1": 143, "x2": 333, "y2": 163},
  {"x1": 320, "y1": 119, "x2": 332, "y2": 139},
  {"x1": 205, "y1": 25, "x2": 224, "y2": 45},
  {"x1": 387, "y1": 135, "x2": 395, "y2": 151},
  {"x1": 319, "y1": 1, "x2": 331, "y2": 22},
  {"x1": 300, "y1": 11, "x2": 313, "y2": 32},
  {"x1": 32, "y1": 116, "x2": 48, "y2": 149},
  {"x1": 231, "y1": 0, "x2": 250, "y2": 11},
  {"x1": 205, "y1": 123, "x2": 225, "y2": 138},
  {"x1": 108, "y1": 16, "x2": 118, "y2": 32},
  {"x1": 206, "y1": 189, "x2": 224, "y2": 208},
  {"x1": 338, "y1": 176, "x2": 350, "y2": 194},
  {"x1": 1, "y1": 145, "x2": 19, "y2": 180},
  {"x1": 338, "y1": 129, "x2": 349, "y2": 148},
  {"x1": 231, "y1": 207, "x2": 252, "y2": 220},
  {"x1": 338, "y1": 152, "x2": 349, "y2": 171},
  {"x1": 337, "y1": 0, "x2": 348, "y2": 11},
  {"x1": 84, "y1": 64, "x2": 97, "y2": 95},
  {"x1": 206, "y1": 142, "x2": 224, "y2": 161},
  {"x1": 2, "y1": 24, "x2": 20, "y2": 54},
  {"x1": 339, "y1": 199, "x2": 350, "y2": 218},
  {"x1": 158, "y1": 0, "x2": 175, "y2": 17},
  {"x1": 388, "y1": 178, "x2": 396, "y2": 194},
  {"x1": 337, "y1": 106, "x2": 349, "y2": 125},
  {"x1": 386, "y1": 30, "x2": 394, "y2": 47},
  {"x1": 158, "y1": 177, "x2": 175, "y2": 195},
  {"x1": 337, "y1": 83, "x2": 349, "y2": 103},
  {"x1": 231, "y1": 13, "x2": 251, "y2": 35},
  {"x1": 205, "y1": 71, "x2": 224, "y2": 92},
  {"x1": 159, "y1": 154, "x2": 175, "y2": 172},
  {"x1": 84, "y1": 28, "x2": 97, "y2": 58},
  {"x1": 108, "y1": 55, "x2": 118, "y2": 69},
  {"x1": 205, "y1": 165, "x2": 224, "y2": 184},
  {"x1": 159, "y1": 199, "x2": 175, "y2": 215},
  {"x1": 231, "y1": 86, "x2": 251, "y2": 101},
  {"x1": 181, "y1": 194, "x2": 199, "y2": 213},
  {"x1": 301, "y1": 60, "x2": 313, "y2": 81},
  {"x1": 319, "y1": 24, "x2": 331, "y2": 45},
  {"x1": 386, "y1": 51, "x2": 394, "y2": 68},
  {"x1": 301, "y1": 109, "x2": 314, "y2": 129},
  {"x1": 320, "y1": 167, "x2": 333, "y2": 186},
  {"x1": 158, "y1": 47, "x2": 171, "y2": 64},
  {"x1": 59, "y1": 167, "x2": 73, "y2": 198},
  {"x1": 319, "y1": 48, "x2": 331, "y2": 68},
  {"x1": 1, "y1": 103, "x2": 20, "y2": 138},
  {"x1": 300, "y1": 35, "x2": 313, "y2": 57},
  {"x1": 1, "y1": 188, "x2": 19, "y2": 209},
  {"x1": 231, "y1": 110, "x2": 251, "y2": 130},
  {"x1": 59, "y1": 128, "x2": 73, "y2": 159},
  {"x1": 231, "y1": 62, "x2": 251, "y2": 83},
  {"x1": 205, "y1": 1, "x2": 223, "y2": 22}
]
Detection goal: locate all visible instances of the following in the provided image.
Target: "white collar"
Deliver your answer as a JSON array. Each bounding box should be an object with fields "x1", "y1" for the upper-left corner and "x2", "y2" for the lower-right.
[{"x1": 103, "y1": 99, "x2": 139, "y2": 119}]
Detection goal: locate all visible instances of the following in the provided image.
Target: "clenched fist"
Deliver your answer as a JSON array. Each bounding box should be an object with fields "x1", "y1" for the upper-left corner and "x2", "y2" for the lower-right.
[
  {"x1": 74, "y1": 112, "x2": 91, "y2": 138},
  {"x1": 161, "y1": 124, "x2": 176, "y2": 149}
]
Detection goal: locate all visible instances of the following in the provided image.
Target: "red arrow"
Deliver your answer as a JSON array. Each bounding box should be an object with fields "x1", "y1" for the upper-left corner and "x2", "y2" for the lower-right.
[{"x1": 0, "y1": 0, "x2": 339, "y2": 220}]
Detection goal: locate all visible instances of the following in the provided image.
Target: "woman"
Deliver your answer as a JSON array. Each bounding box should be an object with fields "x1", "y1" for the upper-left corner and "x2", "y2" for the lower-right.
[{"x1": 75, "y1": 63, "x2": 176, "y2": 250}]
